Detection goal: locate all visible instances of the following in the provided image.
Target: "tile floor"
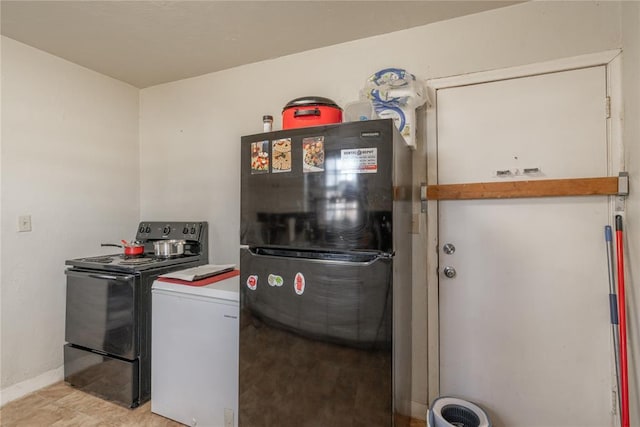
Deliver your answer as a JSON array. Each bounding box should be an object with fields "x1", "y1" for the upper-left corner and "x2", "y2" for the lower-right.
[
  {"x1": 0, "y1": 382, "x2": 180, "y2": 427},
  {"x1": 0, "y1": 381, "x2": 427, "y2": 426}
]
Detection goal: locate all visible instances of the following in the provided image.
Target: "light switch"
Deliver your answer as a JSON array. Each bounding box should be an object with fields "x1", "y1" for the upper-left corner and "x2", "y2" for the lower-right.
[{"x1": 18, "y1": 215, "x2": 32, "y2": 232}]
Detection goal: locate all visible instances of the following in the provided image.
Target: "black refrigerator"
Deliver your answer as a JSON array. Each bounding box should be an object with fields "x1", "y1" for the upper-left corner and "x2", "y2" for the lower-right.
[{"x1": 239, "y1": 119, "x2": 412, "y2": 426}]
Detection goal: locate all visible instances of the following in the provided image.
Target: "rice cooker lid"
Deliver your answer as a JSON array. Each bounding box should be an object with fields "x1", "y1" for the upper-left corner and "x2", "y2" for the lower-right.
[{"x1": 283, "y1": 96, "x2": 342, "y2": 111}]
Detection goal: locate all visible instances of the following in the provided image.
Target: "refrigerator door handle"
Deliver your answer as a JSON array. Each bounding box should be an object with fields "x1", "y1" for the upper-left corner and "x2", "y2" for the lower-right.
[{"x1": 248, "y1": 247, "x2": 391, "y2": 266}]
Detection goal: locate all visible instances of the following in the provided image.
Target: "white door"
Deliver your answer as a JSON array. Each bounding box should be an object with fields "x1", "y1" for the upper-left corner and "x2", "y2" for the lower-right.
[{"x1": 436, "y1": 66, "x2": 614, "y2": 426}]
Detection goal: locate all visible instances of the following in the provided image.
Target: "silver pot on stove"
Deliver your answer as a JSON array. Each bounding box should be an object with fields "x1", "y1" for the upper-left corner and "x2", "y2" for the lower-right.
[{"x1": 153, "y1": 239, "x2": 186, "y2": 258}]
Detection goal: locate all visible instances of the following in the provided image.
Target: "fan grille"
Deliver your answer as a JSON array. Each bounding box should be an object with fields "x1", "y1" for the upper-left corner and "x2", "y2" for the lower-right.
[{"x1": 441, "y1": 404, "x2": 481, "y2": 427}]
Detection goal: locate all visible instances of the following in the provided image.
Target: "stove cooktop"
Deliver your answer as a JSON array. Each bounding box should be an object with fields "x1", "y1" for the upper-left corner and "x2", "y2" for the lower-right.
[
  {"x1": 66, "y1": 221, "x2": 209, "y2": 273},
  {"x1": 81, "y1": 254, "x2": 161, "y2": 265},
  {"x1": 66, "y1": 253, "x2": 204, "y2": 273}
]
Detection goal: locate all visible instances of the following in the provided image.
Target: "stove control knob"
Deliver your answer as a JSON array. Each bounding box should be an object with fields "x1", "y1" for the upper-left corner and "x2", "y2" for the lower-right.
[
  {"x1": 190, "y1": 227, "x2": 196, "y2": 234},
  {"x1": 139, "y1": 226, "x2": 145, "y2": 233},
  {"x1": 145, "y1": 226, "x2": 151, "y2": 233},
  {"x1": 163, "y1": 226, "x2": 171, "y2": 235},
  {"x1": 183, "y1": 227, "x2": 189, "y2": 234}
]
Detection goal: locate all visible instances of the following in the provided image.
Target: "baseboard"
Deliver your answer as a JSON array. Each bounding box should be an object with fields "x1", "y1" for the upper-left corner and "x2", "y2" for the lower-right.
[
  {"x1": 0, "y1": 366, "x2": 63, "y2": 407},
  {"x1": 411, "y1": 400, "x2": 428, "y2": 420}
]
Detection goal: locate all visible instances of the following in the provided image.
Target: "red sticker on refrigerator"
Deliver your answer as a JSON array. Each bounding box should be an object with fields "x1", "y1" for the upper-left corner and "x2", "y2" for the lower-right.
[
  {"x1": 247, "y1": 275, "x2": 258, "y2": 290},
  {"x1": 294, "y1": 272, "x2": 305, "y2": 295}
]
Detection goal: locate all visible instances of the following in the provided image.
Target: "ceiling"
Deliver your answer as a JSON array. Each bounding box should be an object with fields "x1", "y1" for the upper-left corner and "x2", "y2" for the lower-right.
[{"x1": 1, "y1": 1, "x2": 520, "y2": 88}]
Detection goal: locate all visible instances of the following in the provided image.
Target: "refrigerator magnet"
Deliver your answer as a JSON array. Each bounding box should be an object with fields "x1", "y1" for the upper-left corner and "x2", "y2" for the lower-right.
[
  {"x1": 267, "y1": 274, "x2": 284, "y2": 287},
  {"x1": 340, "y1": 147, "x2": 378, "y2": 173},
  {"x1": 302, "y1": 136, "x2": 325, "y2": 173},
  {"x1": 294, "y1": 272, "x2": 305, "y2": 295},
  {"x1": 272, "y1": 138, "x2": 292, "y2": 173},
  {"x1": 247, "y1": 275, "x2": 258, "y2": 290},
  {"x1": 250, "y1": 141, "x2": 270, "y2": 174}
]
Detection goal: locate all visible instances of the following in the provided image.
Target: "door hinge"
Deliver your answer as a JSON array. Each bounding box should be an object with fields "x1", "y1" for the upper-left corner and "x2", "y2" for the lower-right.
[{"x1": 606, "y1": 96, "x2": 611, "y2": 119}]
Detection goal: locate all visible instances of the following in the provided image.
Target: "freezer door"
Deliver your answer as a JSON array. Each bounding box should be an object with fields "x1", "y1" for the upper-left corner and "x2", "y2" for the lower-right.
[
  {"x1": 239, "y1": 247, "x2": 393, "y2": 426},
  {"x1": 241, "y1": 120, "x2": 406, "y2": 253},
  {"x1": 239, "y1": 247, "x2": 391, "y2": 348}
]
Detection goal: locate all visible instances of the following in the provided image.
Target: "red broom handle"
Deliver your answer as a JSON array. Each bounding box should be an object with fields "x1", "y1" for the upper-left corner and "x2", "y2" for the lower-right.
[{"x1": 615, "y1": 215, "x2": 629, "y2": 427}]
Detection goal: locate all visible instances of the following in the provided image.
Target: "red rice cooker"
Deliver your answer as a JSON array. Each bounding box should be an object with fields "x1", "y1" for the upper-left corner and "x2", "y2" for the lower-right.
[{"x1": 282, "y1": 96, "x2": 343, "y2": 129}]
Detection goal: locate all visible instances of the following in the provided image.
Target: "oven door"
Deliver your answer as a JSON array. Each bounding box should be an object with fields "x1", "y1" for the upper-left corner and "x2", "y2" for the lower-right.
[{"x1": 65, "y1": 269, "x2": 138, "y2": 360}]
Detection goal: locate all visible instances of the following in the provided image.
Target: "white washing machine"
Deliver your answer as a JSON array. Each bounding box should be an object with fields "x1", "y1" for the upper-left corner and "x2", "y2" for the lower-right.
[{"x1": 151, "y1": 272, "x2": 239, "y2": 427}]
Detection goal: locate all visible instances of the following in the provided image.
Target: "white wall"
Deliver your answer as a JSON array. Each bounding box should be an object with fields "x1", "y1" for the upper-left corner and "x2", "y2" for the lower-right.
[
  {"x1": 0, "y1": 37, "x2": 139, "y2": 403},
  {"x1": 622, "y1": 2, "x2": 640, "y2": 424},
  {"x1": 140, "y1": 1, "x2": 638, "y2": 420}
]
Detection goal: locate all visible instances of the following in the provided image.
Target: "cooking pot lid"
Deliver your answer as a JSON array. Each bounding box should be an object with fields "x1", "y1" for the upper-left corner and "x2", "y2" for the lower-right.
[
  {"x1": 154, "y1": 239, "x2": 186, "y2": 245},
  {"x1": 283, "y1": 96, "x2": 341, "y2": 110}
]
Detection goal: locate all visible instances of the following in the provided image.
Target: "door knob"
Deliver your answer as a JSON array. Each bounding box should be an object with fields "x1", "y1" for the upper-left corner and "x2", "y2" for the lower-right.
[
  {"x1": 443, "y1": 266, "x2": 457, "y2": 278},
  {"x1": 443, "y1": 243, "x2": 455, "y2": 255}
]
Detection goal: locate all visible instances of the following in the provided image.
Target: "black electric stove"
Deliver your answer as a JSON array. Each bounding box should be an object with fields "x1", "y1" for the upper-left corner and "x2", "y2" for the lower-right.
[
  {"x1": 63, "y1": 221, "x2": 208, "y2": 408},
  {"x1": 68, "y1": 253, "x2": 204, "y2": 272}
]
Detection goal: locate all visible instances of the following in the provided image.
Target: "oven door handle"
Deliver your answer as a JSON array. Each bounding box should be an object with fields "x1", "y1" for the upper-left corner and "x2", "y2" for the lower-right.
[
  {"x1": 65, "y1": 270, "x2": 135, "y2": 282},
  {"x1": 89, "y1": 273, "x2": 135, "y2": 282}
]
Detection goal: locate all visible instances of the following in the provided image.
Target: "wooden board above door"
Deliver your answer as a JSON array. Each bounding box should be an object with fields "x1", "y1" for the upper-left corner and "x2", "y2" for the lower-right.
[{"x1": 426, "y1": 175, "x2": 628, "y2": 200}]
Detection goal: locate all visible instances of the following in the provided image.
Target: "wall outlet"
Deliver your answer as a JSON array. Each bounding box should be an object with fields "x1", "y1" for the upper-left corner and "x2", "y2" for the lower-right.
[
  {"x1": 224, "y1": 408, "x2": 234, "y2": 427},
  {"x1": 18, "y1": 215, "x2": 32, "y2": 232}
]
